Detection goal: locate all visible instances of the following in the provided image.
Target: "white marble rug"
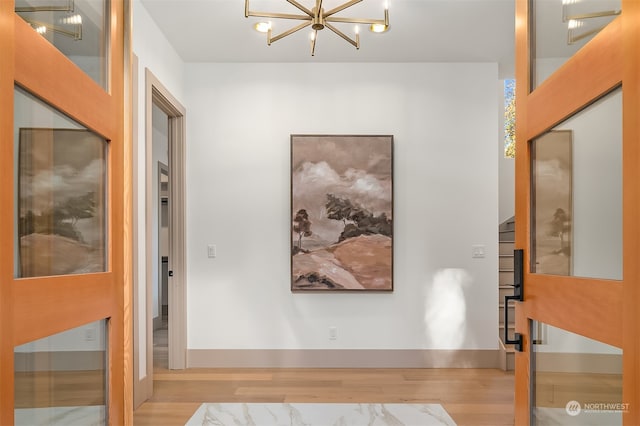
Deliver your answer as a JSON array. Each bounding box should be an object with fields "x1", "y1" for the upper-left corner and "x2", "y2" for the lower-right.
[{"x1": 185, "y1": 403, "x2": 456, "y2": 426}]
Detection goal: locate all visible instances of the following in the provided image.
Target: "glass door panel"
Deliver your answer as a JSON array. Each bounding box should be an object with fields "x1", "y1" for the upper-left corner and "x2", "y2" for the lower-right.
[
  {"x1": 532, "y1": 321, "x2": 623, "y2": 425},
  {"x1": 531, "y1": 88, "x2": 622, "y2": 280},
  {"x1": 532, "y1": 0, "x2": 621, "y2": 90},
  {"x1": 14, "y1": 0, "x2": 110, "y2": 89},
  {"x1": 14, "y1": 86, "x2": 107, "y2": 278},
  {"x1": 14, "y1": 319, "x2": 107, "y2": 426}
]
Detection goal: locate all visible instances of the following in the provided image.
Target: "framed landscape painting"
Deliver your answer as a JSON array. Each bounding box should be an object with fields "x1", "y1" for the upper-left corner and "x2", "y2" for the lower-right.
[{"x1": 291, "y1": 135, "x2": 393, "y2": 291}]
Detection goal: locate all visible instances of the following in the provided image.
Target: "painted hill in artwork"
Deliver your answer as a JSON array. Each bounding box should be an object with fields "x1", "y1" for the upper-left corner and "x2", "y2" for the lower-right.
[{"x1": 292, "y1": 234, "x2": 392, "y2": 290}]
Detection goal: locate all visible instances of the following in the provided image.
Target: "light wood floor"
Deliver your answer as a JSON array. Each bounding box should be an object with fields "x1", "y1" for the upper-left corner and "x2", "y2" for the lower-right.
[{"x1": 133, "y1": 368, "x2": 515, "y2": 426}]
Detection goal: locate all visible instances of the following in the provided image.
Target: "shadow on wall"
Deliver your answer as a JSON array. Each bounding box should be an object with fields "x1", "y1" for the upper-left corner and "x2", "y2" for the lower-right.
[{"x1": 424, "y1": 268, "x2": 472, "y2": 349}]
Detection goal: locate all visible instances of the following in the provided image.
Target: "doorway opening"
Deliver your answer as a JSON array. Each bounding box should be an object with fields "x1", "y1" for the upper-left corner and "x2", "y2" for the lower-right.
[
  {"x1": 134, "y1": 68, "x2": 186, "y2": 406},
  {"x1": 154, "y1": 160, "x2": 169, "y2": 369}
]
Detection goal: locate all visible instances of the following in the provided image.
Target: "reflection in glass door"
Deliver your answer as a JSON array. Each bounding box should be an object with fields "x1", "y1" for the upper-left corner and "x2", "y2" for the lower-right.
[
  {"x1": 532, "y1": 321, "x2": 623, "y2": 426},
  {"x1": 531, "y1": 89, "x2": 622, "y2": 280},
  {"x1": 14, "y1": 320, "x2": 108, "y2": 426}
]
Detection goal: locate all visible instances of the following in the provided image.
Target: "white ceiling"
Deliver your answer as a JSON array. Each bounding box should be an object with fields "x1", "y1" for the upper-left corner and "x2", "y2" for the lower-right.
[{"x1": 140, "y1": 0, "x2": 516, "y2": 68}]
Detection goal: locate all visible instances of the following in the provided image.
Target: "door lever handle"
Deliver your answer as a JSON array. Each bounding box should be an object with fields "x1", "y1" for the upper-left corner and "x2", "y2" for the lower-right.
[{"x1": 504, "y1": 249, "x2": 524, "y2": 352}]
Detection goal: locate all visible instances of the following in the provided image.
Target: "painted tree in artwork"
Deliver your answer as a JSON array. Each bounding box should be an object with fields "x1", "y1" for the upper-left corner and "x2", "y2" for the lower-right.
[
  {"x1": 293, "y1": 209, "x2": 312, "y2": 250},
  {"x1": 549, "y1": 207, "x2": 570, "y2": 252},
  {"x1": 326, "y1": 193, "x2": 354, "y2": 225},
  {"x1": 325, "y1": 193, "x2": 392, "y2": 242}
]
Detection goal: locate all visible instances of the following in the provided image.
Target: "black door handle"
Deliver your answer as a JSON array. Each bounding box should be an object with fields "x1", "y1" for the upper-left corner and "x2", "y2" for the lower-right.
[
  {"x1": 504, "y1": 249, "x2": 524, "y2": 352},
  {"x1": 504, "y1": 294, "x2": 523, "y2": 352}
]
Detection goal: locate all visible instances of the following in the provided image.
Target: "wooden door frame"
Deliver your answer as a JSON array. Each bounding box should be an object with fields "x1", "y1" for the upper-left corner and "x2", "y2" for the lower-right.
[
  {"x1": 514, "y1": 0, "x2": 640, "y2": 423},
  {"x1": 136, "y1": 69, "x2": 186, "y2": 403}
]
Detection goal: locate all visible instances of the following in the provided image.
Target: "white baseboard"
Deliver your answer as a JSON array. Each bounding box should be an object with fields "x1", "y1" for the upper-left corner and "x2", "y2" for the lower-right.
[{"x1": 187, "y1": 349, "x2": 499, "y2": 369}]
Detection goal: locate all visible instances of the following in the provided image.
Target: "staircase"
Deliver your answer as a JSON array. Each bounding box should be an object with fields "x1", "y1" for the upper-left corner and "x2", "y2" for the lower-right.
[{"x1": 498, "y1": 216, "x2": 516, "y2": 371}]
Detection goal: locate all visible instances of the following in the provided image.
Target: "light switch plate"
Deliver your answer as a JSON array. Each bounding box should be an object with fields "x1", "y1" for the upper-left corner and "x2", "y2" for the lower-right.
[{"x1": 207, "y1": 244, "x2": 216, "y2": 258}]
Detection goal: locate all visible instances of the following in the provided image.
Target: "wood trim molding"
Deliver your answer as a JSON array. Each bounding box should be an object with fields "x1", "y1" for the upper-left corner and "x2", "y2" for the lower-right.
[
  {"x1": 187, "y1": 349, "x2": 500, "y2": 369},
  {"x1": 513, "y1": 1, "x2": 531, "y2": 420},
  {"x1": 12, "y1": 275, "x2": 114, "y2": 346},
  {"x1": 622, "y1": 0, "x2": 640, "y2": 423},
  {"x1": 525, "y1": 275, "x2": 623, "y2": 348},
  {"x1": 0, "y1": 3, "x2": 15, "y2": 424},
  {"x1": 122, "y1": 1, "x2": 134, "y2": 423},
  {"x1": 131, "y1": 53, "x2": 150, "y2": 410}
]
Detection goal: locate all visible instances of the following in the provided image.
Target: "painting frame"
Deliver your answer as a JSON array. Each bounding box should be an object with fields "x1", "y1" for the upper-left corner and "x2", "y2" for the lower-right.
[{"x1": 290, "y1": 134, "x2": 394, "y2": 292}]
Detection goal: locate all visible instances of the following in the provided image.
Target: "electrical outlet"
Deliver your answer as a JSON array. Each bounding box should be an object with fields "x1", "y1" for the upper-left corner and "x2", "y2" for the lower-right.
[
  {"x1": 84, "y1": 328, "x2": 96, "y2": 341},
  {"x1": 329, "y1": 326, "x2": 337, "y2": 340}
]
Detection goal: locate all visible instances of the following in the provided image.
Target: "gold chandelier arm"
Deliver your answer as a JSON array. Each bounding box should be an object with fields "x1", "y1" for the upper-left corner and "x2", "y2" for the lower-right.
[
  {"x1": 564, "y1": 9, "x2": 621, "y2": 22},
  {"x1": 324, "y1": 0, "x2": 362, "y2": 18},
  {"x1": 246, "y1": 0, "x2": 310, "y2": 20},
  {"x1": 268, "y1": 21, "x2": 312, "y2": 44},
  {"x1": 24, "y1": 18, "x2": 82, "y2": 40},
  {"x1": 286, "y1": 0, "x2": 314, "y2": 17},
  {"x1": 326, "y1": 16, "x2": 385, "y2": 25},
  {"x1": 15, "y1": 0, "x2": 74, "y2": 13},
  {"x1": 568, "y1": 25, "x2": 608, "y2": 44},
  {"x1": 310, "y1": 30, "x2": 318, "y2": 56},
  {"x1": 324, "y1": 22, "x2": 359, "y2": 49},
  {"x1": 247, "y1": 11, "x2": 312, "y2": 20}
]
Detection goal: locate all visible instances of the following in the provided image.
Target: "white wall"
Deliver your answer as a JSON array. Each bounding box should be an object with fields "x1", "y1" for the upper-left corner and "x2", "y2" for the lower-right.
[
  {"x1": 184, "y1": 62, "x2": 499, "y2": 353},
  {"x1": 132, "y1": 0, "x2": 185, "y2": 379}
]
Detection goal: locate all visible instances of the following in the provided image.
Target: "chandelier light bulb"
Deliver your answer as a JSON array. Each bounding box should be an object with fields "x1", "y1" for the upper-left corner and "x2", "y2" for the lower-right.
[
  {"x1": 254, "y1": 22, "x2": 271, "y2": 33},
  {"x1": 568, "y1": 19, "x2": 583, "y2": 29}
]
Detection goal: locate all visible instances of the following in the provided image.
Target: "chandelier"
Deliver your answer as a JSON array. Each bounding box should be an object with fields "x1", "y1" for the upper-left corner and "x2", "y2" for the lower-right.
[{"x1": 244, "y1": 0, "x2": 389, "y2": 56}]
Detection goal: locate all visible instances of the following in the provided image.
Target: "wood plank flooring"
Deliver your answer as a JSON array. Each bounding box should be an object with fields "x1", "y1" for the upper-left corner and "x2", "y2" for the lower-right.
[{"x1": 133, "y1": 368, "x2": 515, "y2": 426}]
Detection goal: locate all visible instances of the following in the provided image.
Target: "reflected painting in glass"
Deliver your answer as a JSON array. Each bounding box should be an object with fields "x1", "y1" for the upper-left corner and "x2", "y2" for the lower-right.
[
  {"x1": 531, "y1": 130, "x2": 573, "y2": 276},
  {"x1": 18, "y1": 128, "x2": 107, "y2": 277},
  {"x1": 530, "y1": 88, "x2": 621, "y2": 280}
]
